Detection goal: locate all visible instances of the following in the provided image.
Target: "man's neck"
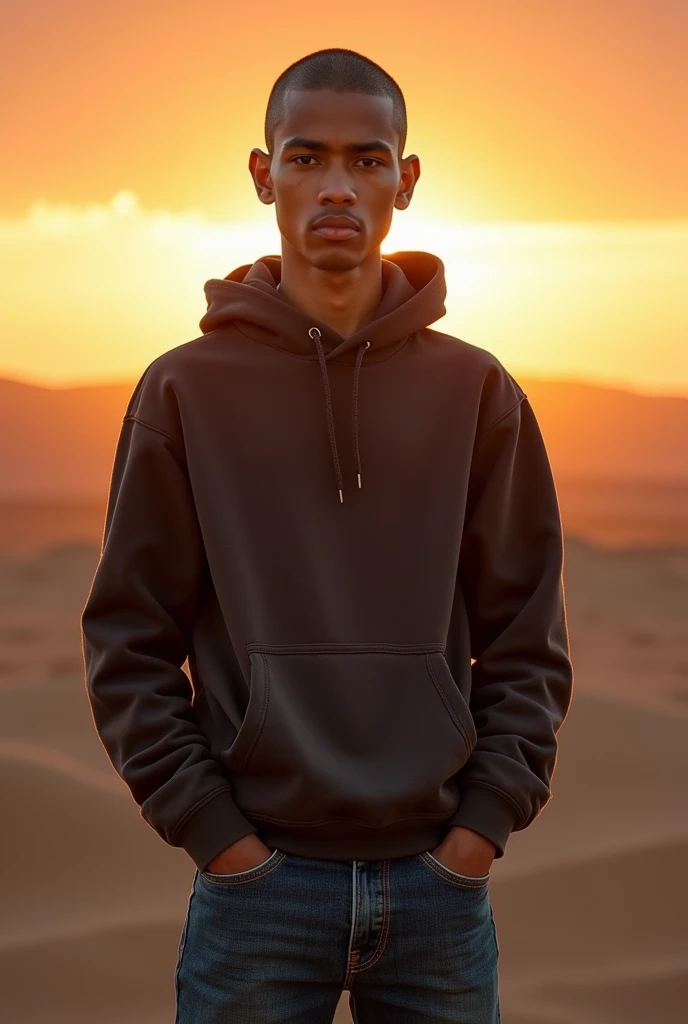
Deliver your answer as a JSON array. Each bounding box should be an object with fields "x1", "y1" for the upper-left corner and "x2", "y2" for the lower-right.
[{"x1": 277, "y1": 243, "x2": 383, "y2": 339}]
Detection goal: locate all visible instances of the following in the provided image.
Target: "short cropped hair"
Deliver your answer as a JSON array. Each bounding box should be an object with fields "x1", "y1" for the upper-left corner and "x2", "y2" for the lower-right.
[{"x1": 264, "y1": 48, "x2": 407, "y2": 161}]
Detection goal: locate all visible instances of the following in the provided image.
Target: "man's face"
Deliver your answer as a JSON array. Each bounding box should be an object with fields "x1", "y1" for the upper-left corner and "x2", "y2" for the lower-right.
[{"x1": 249, "y1": 89, "x2": 419, "y2": 271}]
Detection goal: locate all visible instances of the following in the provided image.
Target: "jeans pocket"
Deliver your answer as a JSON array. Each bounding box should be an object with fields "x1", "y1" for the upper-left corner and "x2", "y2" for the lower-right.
[
  {"x1": 200, "y1": 847, "x2": 287, "y2": 886},
  {"x1": 418, "y1": 849, "x2": 491, "y2": 888}
]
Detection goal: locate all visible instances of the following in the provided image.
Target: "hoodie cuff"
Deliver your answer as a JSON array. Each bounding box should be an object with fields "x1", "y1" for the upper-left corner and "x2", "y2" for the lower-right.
[
  {"x1": 174, "y1": 789, "x2": 258, "y2": 873},
  {"x1": 446, "y1": 785, "x2": 520, "y2": 859}
]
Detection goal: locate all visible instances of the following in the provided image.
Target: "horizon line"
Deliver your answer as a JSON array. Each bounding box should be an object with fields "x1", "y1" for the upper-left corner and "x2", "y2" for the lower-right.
[{"x1": 1, "y1": 370, "x2": 687, "y2": 402}]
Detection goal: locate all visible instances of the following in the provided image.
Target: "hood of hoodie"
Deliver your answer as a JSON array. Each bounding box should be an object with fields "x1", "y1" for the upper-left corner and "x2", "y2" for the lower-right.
[
  {"x1": 199, "y1": 250, "x2": 447, "y2": 362},
  {"x1": 198, "y1": 251, "x2": 448, "y2": 502}
]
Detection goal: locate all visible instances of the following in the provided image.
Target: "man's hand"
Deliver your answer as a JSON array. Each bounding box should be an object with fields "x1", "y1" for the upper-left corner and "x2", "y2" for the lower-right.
[
  {"x1": 431, "y1": 826, "x2": 497, "y2": 877},
  {"x1": 205, "y1": 833, "x2": 274, "y2": 874}
]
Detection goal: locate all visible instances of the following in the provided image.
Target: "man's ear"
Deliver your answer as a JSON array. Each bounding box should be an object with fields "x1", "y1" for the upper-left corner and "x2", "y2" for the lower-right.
[
  {"x1": 394, "y1": 154, "x2": 421, "y2": 212},
  {"x1": 249, "y1": 148, "x2": 275, "y2": 205}
]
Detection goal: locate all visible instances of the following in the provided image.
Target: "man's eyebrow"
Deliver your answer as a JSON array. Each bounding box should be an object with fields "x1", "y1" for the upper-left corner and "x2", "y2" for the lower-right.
[{"x1": 281, "y1": 137, "x2": 394, "y2": 157}]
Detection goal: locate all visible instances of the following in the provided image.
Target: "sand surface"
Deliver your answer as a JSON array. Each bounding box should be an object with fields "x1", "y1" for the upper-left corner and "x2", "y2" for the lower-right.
[{"x1": 1, "y1": 502, "x2": 686, "y2": 1022}]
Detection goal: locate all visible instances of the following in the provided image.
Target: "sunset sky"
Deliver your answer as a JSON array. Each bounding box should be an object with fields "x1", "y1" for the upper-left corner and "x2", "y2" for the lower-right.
[{"x1": 2, "y1": 0, "x2": 687, "y2": 394}]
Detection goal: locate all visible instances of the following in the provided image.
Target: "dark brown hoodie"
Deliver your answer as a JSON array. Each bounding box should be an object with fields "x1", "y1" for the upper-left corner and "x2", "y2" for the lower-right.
[{"x1": 81, "y1": 250, "x2": 574, "y2": 873}]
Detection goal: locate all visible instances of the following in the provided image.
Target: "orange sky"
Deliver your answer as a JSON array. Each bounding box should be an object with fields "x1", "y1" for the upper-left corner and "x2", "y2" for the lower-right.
[{"x1": 2, "y1": 0, "x2": 687, "y2": 393}]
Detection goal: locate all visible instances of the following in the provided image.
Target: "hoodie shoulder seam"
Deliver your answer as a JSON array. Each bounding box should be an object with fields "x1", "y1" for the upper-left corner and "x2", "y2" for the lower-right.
[
  {"x1": 473, "y1": 396, "x2": 526, "y2": 453},
  {"x1": 123, "y1": 414, "x2": 182, "y2": 454}
]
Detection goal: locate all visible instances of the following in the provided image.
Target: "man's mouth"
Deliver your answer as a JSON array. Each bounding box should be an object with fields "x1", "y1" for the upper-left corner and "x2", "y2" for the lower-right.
[
  {"x1": 311, "y1": 216, "x2": 362, "y2": 241},
  {"x1": 313, "y1": 225, "x2": 360, "y2": 240}
]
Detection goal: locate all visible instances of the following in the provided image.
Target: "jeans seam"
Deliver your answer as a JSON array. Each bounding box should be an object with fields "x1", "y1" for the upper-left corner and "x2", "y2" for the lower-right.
[
  {"x1": 173, "y1": 875, "x2": 196, "y2": 1024},
  {"x1": 351, "y1": 859, "x2": 391, "y2": 973}
]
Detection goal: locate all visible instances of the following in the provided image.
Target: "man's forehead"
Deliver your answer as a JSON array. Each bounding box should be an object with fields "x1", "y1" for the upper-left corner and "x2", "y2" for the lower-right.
[{"x1": 277, "y1": 89, "x2": 397, "y2": 144}]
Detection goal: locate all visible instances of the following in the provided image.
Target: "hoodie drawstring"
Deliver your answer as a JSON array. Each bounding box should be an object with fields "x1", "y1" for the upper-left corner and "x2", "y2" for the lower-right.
[{"x1": 308, "y1": 327, "x2": 371, "y2": 503}]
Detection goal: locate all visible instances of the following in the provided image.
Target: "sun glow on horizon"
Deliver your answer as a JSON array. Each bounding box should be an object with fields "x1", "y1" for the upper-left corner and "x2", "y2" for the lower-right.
[{"x1": 1, "y1": 192, "x2": 686, "y2": 396}]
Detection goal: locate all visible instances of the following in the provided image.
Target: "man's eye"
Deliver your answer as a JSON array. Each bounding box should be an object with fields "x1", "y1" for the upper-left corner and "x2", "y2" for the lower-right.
[{"x1": 291, "y1": 156, "x2": 383, "y2": 167}]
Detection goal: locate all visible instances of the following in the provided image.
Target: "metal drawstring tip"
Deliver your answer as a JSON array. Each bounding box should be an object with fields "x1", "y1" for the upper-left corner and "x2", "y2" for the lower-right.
[
  {"x1": 357, "y1": 473, "x2": 362, "y2": 489},
  {"x1": 339, "y1": 488, "x2": 344, "y2": 503}
]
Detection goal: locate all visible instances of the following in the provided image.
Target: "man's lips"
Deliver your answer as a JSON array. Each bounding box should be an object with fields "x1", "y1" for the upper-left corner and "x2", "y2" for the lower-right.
[{"x1": 311, "y1": 216, "x2": 362, "y2": 240}]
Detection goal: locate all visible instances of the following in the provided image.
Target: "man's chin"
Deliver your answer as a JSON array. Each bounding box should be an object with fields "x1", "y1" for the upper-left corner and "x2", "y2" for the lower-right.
[{"x1": 302, "y1": 244, "x2": 367, "y2": 272}]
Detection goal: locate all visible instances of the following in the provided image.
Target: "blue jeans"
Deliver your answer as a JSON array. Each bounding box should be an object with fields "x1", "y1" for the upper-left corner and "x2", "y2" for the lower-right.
[{"x1": 174, "y1": 847, "x2": 501, "y2": 1023}]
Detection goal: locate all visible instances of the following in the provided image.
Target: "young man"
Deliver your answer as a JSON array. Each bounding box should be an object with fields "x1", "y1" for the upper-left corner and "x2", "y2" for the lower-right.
[{"x1": 81, "y1": 47, "x2": 574, "y2": 1024}]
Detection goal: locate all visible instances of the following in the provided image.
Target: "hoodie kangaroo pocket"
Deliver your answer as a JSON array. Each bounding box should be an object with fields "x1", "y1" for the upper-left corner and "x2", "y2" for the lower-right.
[{"x1": 225, "y1": 643, "x2": 478, "y2": 827}]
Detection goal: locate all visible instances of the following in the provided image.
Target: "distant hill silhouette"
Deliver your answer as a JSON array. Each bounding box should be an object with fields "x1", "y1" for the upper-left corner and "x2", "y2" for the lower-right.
[{"x1": 0, "y1": 373, "x2": 686, "y2": 498}]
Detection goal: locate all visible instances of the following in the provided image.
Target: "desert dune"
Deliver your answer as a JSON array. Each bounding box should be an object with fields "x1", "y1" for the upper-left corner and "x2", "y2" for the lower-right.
[{"x1": 1, "y1": 508, "x2": 686, "y2": 1022}]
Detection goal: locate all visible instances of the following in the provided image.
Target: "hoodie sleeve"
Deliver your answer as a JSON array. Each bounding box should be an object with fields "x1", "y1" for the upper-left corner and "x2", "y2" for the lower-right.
[
  {"x1": 80, "y1": 369, "x2": 258, "y2": 872},
  {"x1": 447, "y1": 388, "x2": 574, "y2": 858}
]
